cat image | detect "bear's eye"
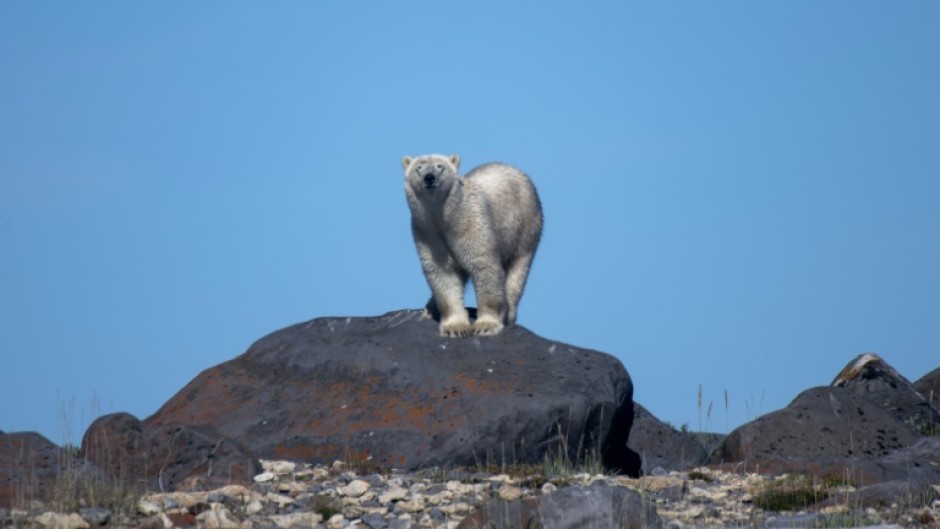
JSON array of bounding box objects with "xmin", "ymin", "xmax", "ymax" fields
[{"xmin": 436, "ymin": 164, "xmax": 444, "ymax": 171}]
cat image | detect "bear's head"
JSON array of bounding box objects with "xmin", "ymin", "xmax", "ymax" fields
[{"xmin": 402, "ymin": 154, "xmax": 460, "ymax": 193}]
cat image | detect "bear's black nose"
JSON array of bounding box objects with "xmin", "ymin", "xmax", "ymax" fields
[{"xmin": 423, "ymin": 173, "xmax": 436, "ymax": 187}]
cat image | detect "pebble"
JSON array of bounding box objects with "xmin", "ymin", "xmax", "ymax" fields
[{"xmin": 31, "ymin": 512, "xmax": 90, "ymax": 529}]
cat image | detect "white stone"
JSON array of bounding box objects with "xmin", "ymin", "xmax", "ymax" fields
[
  {"xmin": 439, "ymin": 502, "xmax": 473, "ymax": 515},
  {"xmin": 268, "ymin": 512, "xmax": 324, "ymax": 528},
  {"xmin": 137, "ymin": 499, "xmax": 163, "ymax": 516},
  {"xmin": 328, "ymin": 513, "xmax": 345, "ymax": 529},
  {"xmin": 265, "ymin": 492, "xmax": 295, "ymax": 506},
  {"xmin": 426, "ymin": 493, "xmax": 443, "ymax": 506},
  {"xmin": 277, "ymin": 480, "xmax": 308, "ymax": 494},
  {"xmin": 541, "ymin": 482, "xmax": 557, "ymax": 495},
  {"xmin": 196, "ymin": 505, "xmax": 244, "ymax": 529},
  {"xmin": 32, "ymin": 512, "xmax": 90, "ymax": 529},
  {"xmin": 340, "ymin": 479, "xmax": 371, "ymax": 497},
  {"xmin": 253, "ymin": 471, "xmax": 276, "ymax": 483},
  {"xmin": 395, "ymin": 496, "xmax": 426, "ymax": 513},
  {"xmin": 379, "ymin": 486, "xmax": 409, "ymax": 503},
  {"xmin": 266, "ymin": 460, "xmax": 297, "ymax": 475},
  {"xmin": 497, "ymin": 485, "xmax": 522, "ymax": 501}
]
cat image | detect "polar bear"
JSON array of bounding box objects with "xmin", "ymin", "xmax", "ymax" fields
[{"xmin": 402, "ymin": 154, "xmax": 543, "ymax": 337}]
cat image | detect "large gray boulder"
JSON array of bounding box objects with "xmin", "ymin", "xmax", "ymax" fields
[
  {"xmin": 710, "ymin": 386, "xmax": 921, "ymax": 466},
  {"xmin": 914, "ymin": 367, "xmax": 940, "ymax": 411},
  {"xmin": 457, "ymin": 484, "xmax": 659, "ymax": 529},
  {"xmin": 80, "ymin": 412, "xmax": 260, "ymax": 492},
  {"xmin": 0, "ymin": 432, "xmax": 101, "ymax": 508},
  {"xmin": 146, "ymin": 310, "xmax": 641, "ymax": 475},
  {"xmin": 832, "ymin": 353, "xmax": 940, "ymax": 433},
  {"xmin": 628, "ymin": 404, "xmax": 708, "ymax": 473}
]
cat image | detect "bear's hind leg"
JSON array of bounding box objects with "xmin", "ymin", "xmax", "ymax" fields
[
  {"xmin": 504, "ymin": 253, "xmax": 535, "ymax": 325},
  {"xmin": 471, "ymin": 267, "xmax": 506, "ymax": 336}
]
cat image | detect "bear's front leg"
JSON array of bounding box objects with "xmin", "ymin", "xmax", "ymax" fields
[{"xmin": 429, "ymin": 272, "xmax": 472, "ymax": 338}]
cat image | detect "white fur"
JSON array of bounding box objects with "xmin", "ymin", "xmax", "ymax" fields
[{"xmin": 403, "ymin": 154, "xmax": 543, "ymax": 337}]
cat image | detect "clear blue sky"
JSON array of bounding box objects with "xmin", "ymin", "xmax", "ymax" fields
[{"xmin": 2, "ymin": 2, "xmax": 938, "ymax": 445}]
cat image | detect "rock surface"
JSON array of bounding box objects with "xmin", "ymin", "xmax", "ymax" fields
[
  {"xmin": 80, "ymin": 413, "xmax": 260, "ymax": 492},
  {"xmin": 915, "ymin": 367, "xmax": 940, "ymax": 410},
  {"xmin": 710, "ymin": 386, "xmax": 921, "ymax": 466},
  {"xmin": 0, "ymin": 432, "xmax": 101, "ymax": 509},
  {"xmin": 832, "ymin": 353, "xmax": 940, "ymax": 433},
  {"xmin": 627, "ymin": 404, "xmax": 708, "ymax": 474},
  {"xmin": 1, "ymin": 432, "xmax": 62, "ymax": 508},
  {"xmin": 146, "ymin": 310, "xmax": 640, "ymax": 475},
  {"xmin": 12, "ymin": 459, "xmax": 931, "ymax": 529},
  {"xmin": 456, "ymin": 484, "xmax": 659, "ymax": 529}
]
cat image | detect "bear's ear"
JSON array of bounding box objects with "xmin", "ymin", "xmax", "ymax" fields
[
  {"xmin": 449, "ymin": 154, "xmax": 460, "ymax": 170},
  {"xmin": 401, "ymin": 156, "xmax": 413, "ymax": 170}
]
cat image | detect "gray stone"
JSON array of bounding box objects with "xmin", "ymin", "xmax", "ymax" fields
[
  {"xmin": 710, "ymin": 386, "xmax": 921, "ymax": 466},
  {"xmin": 80, "ymin": 412, "xmax": 260, "ymax": 493},
  {"xmin": 627, "ymin": 404, "xmax": 708, "ymax": 473},
  {"xmin": 360, "ymin": 514, "xmax": 389, "ymax": 529},
  {"xmin": 914, "ymin": 367, "xmax": 940, "ymax": 411},
  {"xmin": 832, "ymin": 353, "xmax": 940, "ymax": 433},
  {"xmin": 78, "ymin": 507, "xmax": 111, "ymax": 527},
  {"xmin": 457, "ymin": 484, "xmax": 659, "ymax": 529},
  {"xmin": 146, "ymin": 310, "xmax": 640, "ymax": 475},
  {"xmin": 0, "ymin": 431, "xmax": 104, "ymax": 508}
]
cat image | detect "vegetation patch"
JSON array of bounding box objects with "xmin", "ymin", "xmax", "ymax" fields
[{"xmin": 753, "ymin": 474, "xmax": 835, "ymax": 512}]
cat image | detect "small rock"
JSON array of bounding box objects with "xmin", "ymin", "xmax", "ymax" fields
[
  {"xmin": 439, "ymin": 502, "xmax": 473, "ymax": 515},
  {"xmin": 32, "ymin": 512, "xmax": 90, "ymax": 529},
  {"xmin": 327, "ymin": 513, "xmax": 345, "ymax": 528},
  {"xmin": 207, "ymin": 491, "xmax": 229, "ymax": 504},
  {"xmin": 196, "ymin": 505, "xmax": 242, "ymax": 529},
  {"xmin": 137, "ymin": 498, "xmax": 163, "ymax": 516},
  {"xmin": 78, "ymin": 507, "xmax": 111, "ymax": 527},
  {"xmin": 277, "ymin": 481, "xmax": 308, "ymax": 494},
  {"xmin": 541, "ymin": 482, "xmax": 557, "ymax": 495},
  {"xmin": 360, "ymin": 513, "xmax": 389, "ymax": 529},
  {"xmin": 136, "ymin": 515, "xmax": 166, "ymax": 529},
  {"xmin": 261, "ymin": 460, "xmax": 297, "ymax": 475},
  {"xmin": 253, "ymin": 471, "xmax": 276, "ymax": 483},
  {"xmin": 395, "ymin": 496, "xmax": 425, "ymax": 513},
  {"xmin": 340, "ymin": 479, "xmax": 371, "ymax": 498},
  {"xmin": 379, "ymin": 486, "xmax": 409, "ymax": 504},
  {"xmin": 267, "ymin": 512, "xmax": 324, "ymax": 528},
  {"xmin": 264, "ymin": 492, "xmax": 294, "ymax": 507},
  {"xmin": 497, "ymin": 485, "xmax": 522, "ymax": 501}
]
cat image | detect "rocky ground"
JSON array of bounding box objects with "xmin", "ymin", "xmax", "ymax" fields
[
  {"xmin": 3, "ymin": 314, "xmax": 939, "ymax": 529},
  {"xmin": 2, "ymin": 458, "xmax": 938, "ymax": 529}
]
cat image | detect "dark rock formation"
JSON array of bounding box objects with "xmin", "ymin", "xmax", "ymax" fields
[
  {"xmin": 627, "ymin": 404, "xmax": 708, "ymax": 473},
  {"xmin": 914, "ymin": 367, "xmax": 940, "ymax": 410},
  {"xmin": 729, "ymin": 437, "xmax": 940, "ymax": 496},
  {"xmin": 0, "ymin": 432, "xmax": 100, "ymax": 508},
  {"xmin": 147, "ymin": 310, "xmax": 640, "ymax": 475},
  {"xmin": 832, "ymin": 353, "xmax": 940, "ymax": 433},
  {"xmin": 457, "ymin": 484, "xmax": 659, "ymax": 529},
  {"xmin": 81, "ymin": 413, "xmax": 259, "ymax": 492},
  {"xmin": 710, "ymin": 386, "xmax": 921, "ymax": 466},
  {"xmin": 0, "ymin": 432, "xmax": 60, "ymax": 508}
]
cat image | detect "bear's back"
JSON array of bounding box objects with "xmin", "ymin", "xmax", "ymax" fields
[{"xmin": 464, "ymin": 163, "xmax": 543, "ymax": 254}]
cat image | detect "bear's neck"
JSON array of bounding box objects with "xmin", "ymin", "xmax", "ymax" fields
[{"xmin": 436, "ymin": 178, "xmax": 466, "ymax": 224}]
